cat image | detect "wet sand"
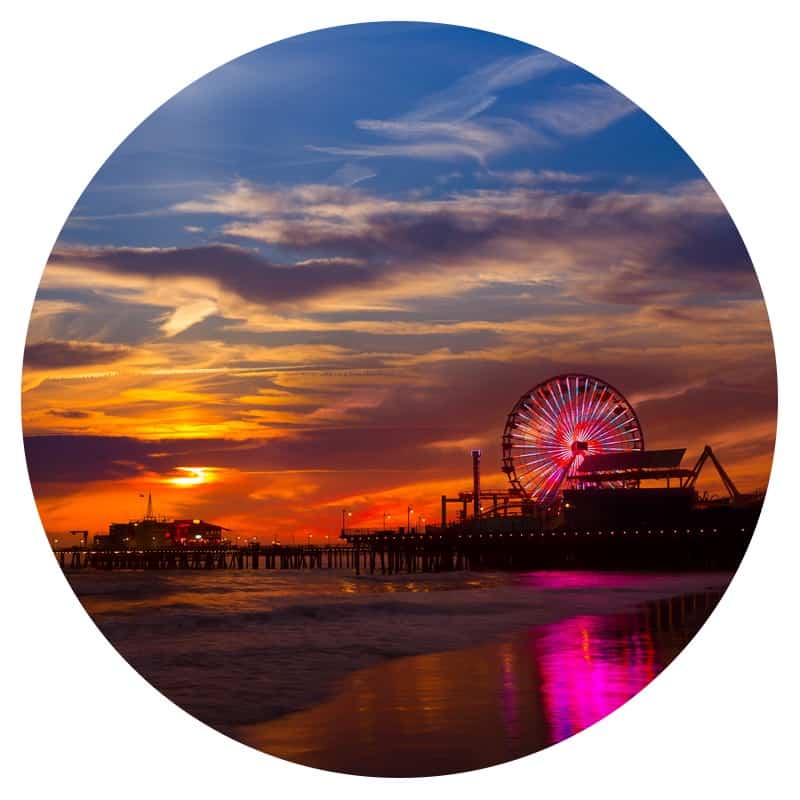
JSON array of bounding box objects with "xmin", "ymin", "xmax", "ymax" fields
[{"xmin": 236, "ymin": 590, "xmax": 720, "ymax": 776}]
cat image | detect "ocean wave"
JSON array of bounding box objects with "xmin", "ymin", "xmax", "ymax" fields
[{"xmin": 66, "ymin": 570, "xmax": 732, "ymax": 728}]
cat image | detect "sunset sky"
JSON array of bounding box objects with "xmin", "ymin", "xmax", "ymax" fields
[{"xmin": 23, "ymin": 22, "xmax": 776, "ymax": 539}]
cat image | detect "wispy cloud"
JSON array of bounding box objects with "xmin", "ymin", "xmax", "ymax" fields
[
  {"xmin": 330, "ymin": 162, "xmax": 377, "ymax": 186},
  {"xmin": 309, "ymin": 52, "xmax": 565, "ymax": 163},
  {"xmin": 308, "ymin": 118, "xmax": 542, "ymax": 164},
  {"xmin": 160, "ymin": 298, "xmax": 219, "ymax": 337},
  {"xmin": 406, "ymin": 52, "xmax": 566, "ymax": 121},
  {"xmin": 528, "ymin": 83, "xmax": 637, "ymax": 136},
  {"xmin": 478, "ymin": 168, "xmax": 590, "ymax": 185},
  {"xmin": 308, "ymin": 54, "xmax": 639, "ymax": 166}
]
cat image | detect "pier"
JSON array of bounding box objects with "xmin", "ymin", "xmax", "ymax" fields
[{"xmin": 54, "ymin": 521, "xmax": 755, "ymax": 574}]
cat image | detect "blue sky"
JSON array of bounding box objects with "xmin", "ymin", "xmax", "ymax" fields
[{"xmin": 64, "ymin": 22, "xmax": 699, "ymax": 250}]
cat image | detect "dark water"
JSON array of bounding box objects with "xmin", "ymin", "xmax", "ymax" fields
[{"xmin": 67, "ymin": 570, "xmax": 728, "ymax": 776}]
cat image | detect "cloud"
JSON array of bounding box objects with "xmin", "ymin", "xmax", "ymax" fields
[
  {"xmin": 48, "ymin": 244, "xmax": 377, "ymax": 308},
  {"xmin": 42, "ymin": 178, "xmax": 757, "ymax": 321},
  {"xmin": 528, "ymin": 83, "xmax": 637, "ymax": 136},
  {"xmin": 330, "ymin": 162, "xmax": 377, "ymax": 186},
  {"xmin": 160, "ymin": 298, "xmax": 218, "ymax": 337},
  {"xmin": 306, "ymin": 55, "xmax": 638, "ymax": 166},
  {"xmin": 24, "ymin": 340, "xmax": 130, "ymax": 368},
  {"xmin": 407, "ymin": 51, "xmax": 566, "ymax": 122},
  {"xmin": 309, "ymin": 52, "xmax": 565, "ymax": 163},
  {"xmin": 198, "ymin": 180, "xmax": 754, "ymax": 304},
  {"xmin": 479, "ymin": 168, "xmax": 590, "ymax": 185},
  {"xmin": 309, "ymin": 118, "xmax": 545, "ymax": 164}
]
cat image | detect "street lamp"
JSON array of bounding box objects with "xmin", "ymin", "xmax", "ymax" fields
[
  {"xmin": 407, "ymin": 505, "xmax": 414, "ymax": 534},
  {"xmin": 341, "ymin": 508, "xmax": 352, "ymax": 533},
  {"xmin": 420, "ymin": 516, "xmax": 426, "ymax": 533},
  {"xmin": 383, "ymin": 511, "xmax": 391, "ymax": 531}
]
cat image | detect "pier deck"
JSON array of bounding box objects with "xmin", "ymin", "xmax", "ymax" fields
[{"xmin": 53, "ymin": 522, "xmax": 755, "ymax": 574}]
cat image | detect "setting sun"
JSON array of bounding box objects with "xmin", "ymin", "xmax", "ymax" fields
[{"xmin": 167, "ymin": 467, "xmax": 214, "ymax": 488}]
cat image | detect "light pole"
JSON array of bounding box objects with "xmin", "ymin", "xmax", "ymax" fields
[
  {"xmin": 407, "ymin": 505, "xmax": 414, "ymax": 534},
  {"xmin": 341, "ymin": 508, "xmax": 351, "ymax": 534},
  {"xmin": 383, "ymin": 511, "xmax": 391, "ymax": 531},
  {"xmin": 420, "ymin": 516, "xmax": 426, "ymax": 534}
]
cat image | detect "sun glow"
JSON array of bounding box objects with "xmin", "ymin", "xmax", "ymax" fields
[{"xmin": 167, "ymin": 466, "xmax": 214, "ymax": 488}]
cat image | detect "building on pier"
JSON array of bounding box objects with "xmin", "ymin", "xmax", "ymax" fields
[
  {"xmin": 94, "ymin": 517, "xmax": 227, "ymax": 548},
  {"xmin": 93, "ymin": 493, "xmax": 228, "ymax": 548}
]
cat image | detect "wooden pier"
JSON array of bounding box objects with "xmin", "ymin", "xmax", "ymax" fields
[
  {"xmin": 54, "ymin": 521, "xmax": 755, "ymax": 574},
  {"xmin": 54, "ymin": 544, "xmax": 353, "ymax": 572}
]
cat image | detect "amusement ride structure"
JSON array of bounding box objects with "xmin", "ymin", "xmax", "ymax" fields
[
  {"xmin": 501, "ymin": 373, "xmax": 644, "ymax": 504},
  {"xmin": 439, "ymin": 372, "xmax": 754, "ymax": 529}
]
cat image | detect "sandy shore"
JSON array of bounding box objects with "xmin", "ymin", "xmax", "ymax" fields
[
  {"xmin": 68, "ymin": 569, "xmax": 732, "ymax": 775},
  {"xmin": 231, "ymin": 575, "xmax": 728, "ymax": 776}
]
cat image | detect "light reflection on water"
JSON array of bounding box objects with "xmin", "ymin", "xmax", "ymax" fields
[
  {"xmin": 239, "ymin": 590, "xmax": 720, "ymax": 776},
  {"xmin": 68, "ymin": 570, "xmax": 727, "ymax": 776}
]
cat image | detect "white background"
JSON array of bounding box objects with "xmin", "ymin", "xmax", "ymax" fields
[{"xmin": 1, "ymin": 1, "xmax": 798, "ymax": 797}]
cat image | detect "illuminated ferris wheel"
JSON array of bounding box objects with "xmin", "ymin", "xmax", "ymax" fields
[{"xmin": 501, "ymin": 374, "xmax": 644, "ymax": 505}]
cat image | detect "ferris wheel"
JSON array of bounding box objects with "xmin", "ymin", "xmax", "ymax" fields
[{"xmin": 501, "ymin": 373, "xmax": 644, "ymax": 505}]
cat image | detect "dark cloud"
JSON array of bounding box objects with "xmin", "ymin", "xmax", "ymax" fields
[
  {"xmin": 24, "ymin": 436, "xmax": 234, "ymax": 485},
  {"xmin": 47, "ymin": 409, "xmax": 91, "ymax": 419},
  {"xmin": 637, "ymin": 379, "xmax": 778, "ymax": 449},
  {"xmin": 24, "ymin": 340, "xmax": 130, "ymax": 368},
  {"xmin": 51, "ymin": 185, "xmax": 756, "ymax": 310},
  {"xmin": 49, "ymin": 245, "xmax": 375, "ymax": 306},
  {"xmin": 223, "ymin": 187, "xmax": 756, "ymax": 304}
]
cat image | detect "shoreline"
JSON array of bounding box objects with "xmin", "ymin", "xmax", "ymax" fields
[
  {"xmin": 68, "ymin": 569, "xmax": 733, "ymax": 743},
  {"xmin": 233, "ymin": 582, "xmax": 724, "ymax": 776}
]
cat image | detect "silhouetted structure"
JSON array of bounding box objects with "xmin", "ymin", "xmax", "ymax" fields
[{"xmin": 92, "ymin": 495, "xmax": 227, "ymax": 548}]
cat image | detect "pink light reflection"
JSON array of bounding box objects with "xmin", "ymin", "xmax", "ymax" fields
[{"xmin": 529, "ymin": 611, "xmax": 657, "ymax": 742}]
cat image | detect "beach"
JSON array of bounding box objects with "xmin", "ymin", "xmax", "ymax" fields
[{"xmin": 67, "ymin": 569, "xmax": 730, "ymax": 775}]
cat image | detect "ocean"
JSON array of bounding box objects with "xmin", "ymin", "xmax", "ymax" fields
[{"xmin": 66, "ymin": 568, "xmax": 731, "ymax": 776}]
